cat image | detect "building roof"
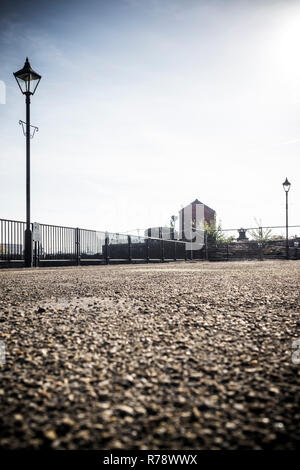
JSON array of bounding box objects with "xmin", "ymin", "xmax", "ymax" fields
[
  {"xmin": 180, "ymin": 199, "xmax": 216, "ymax": 214},
  {"xmin": 191, "ymin": 199, "xmax": 202, "ymax": 204}
]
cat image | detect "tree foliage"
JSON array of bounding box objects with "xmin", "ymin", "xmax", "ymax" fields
[
  {"xmin": 204, "ymin": 222, "xmax": 235, "ymax": 244},
  {"xmin": 248, "ymin": 219, "xmax": 277, "ymax": 242}
]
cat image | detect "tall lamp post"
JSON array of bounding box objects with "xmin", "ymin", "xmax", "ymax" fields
[
  {"xmin": 14, "ymin": 58, "xmax": 41, "ymax": 267},
  {"xmin": 282, "ymin": 177, "xmax": 291, "ymax": 260}
]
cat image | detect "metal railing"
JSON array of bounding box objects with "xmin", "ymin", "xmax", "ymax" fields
[
  {"xmin": 0, "ymin": 219, "xmax": 26, "ymax": 263},
  {"xmin": 192, "ymin": 225, "xmax": 300, "ymax": 261},
  {"xmin": 0, "ymin": 218, "xmax": 187, "ymax": 267},
  {"xmin": 1, "ymin": 219, "xmax": 299, "ymax": 267}
]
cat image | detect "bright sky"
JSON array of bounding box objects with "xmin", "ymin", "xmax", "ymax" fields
[{"xmin": 0, "ymin": 0, "xmax": 299, "ymax": 234}]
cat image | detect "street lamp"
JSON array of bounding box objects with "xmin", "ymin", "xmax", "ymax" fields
[
  {"xmin": 282, "ymin": 177, "xmax": 291, "ymax": 260},
  {"xmin": 14, "ymin": 58, "xmax": 41, "ymax": 267}
]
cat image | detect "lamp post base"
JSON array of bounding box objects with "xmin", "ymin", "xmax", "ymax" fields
[{"xmin": 24, "ymin": 229, "xmax": 33, "ymax": 267}]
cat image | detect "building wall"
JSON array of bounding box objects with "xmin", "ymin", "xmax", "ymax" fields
[{"xmin": 179, "ymin": 199, "xmax": 216, "ymax": 241}]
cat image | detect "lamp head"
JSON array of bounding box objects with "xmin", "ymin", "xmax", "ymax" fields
[
  {"xmin": 14, "ymin": 58, "xmax": 41, "ymax": 95},
  {"xmin": 282, "ymin": 177, "xmax": 291, "ymax": 193}
]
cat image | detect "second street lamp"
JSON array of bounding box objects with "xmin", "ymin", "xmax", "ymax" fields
[
  {"xmin": 282, "ymin": 177, "xmax": 291, "ymax": 260},
  {"xmin": 14, "ymin": 58, "xmax": 41, "ymax": 267}
]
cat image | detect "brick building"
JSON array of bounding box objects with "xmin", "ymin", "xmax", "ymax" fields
[{"xmin": 179, "ymin": 199, "xmax": 216, "ymax": 241}]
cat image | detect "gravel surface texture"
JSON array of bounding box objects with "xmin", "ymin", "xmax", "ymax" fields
[{"xmin": 0, "ymin": 260, "xmax": 299, "ymax": 449}]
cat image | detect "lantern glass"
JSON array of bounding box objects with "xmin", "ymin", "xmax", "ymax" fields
[
  {"xmin": 14, "ymin": 58, "xmax": 41, "ymax": 95},
  {"xmin": 282, "ymin": 178, "xmax": 291, "ymax": 193}
]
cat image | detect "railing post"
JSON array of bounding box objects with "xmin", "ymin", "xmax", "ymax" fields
[
  {"xmin": 105, "ymin": 232, "xmax": 110, "ymax": 264},
  {"xmin": 145, "ymin": 238, "xmax": 150, "ymax": 263},
  {"xmin": 33, "ymin": 241, "xmax": 36, "ymax": 267},
  {"xmin": 174, "ymin": 241, "xmax": 177, "ymax": 261},
  {"xmin": 128, "ymin": 235, "xmax": 132, "ymax": 263},
  {"xmin": 33, "ymin": 241, "xmax": 40, "ymax": 267},
  {"xmin": 259, "ymin": 227, "xmax": 264, "ymax": 261},
  {"xmin": 161, "ymin": 239, "xmax": 164, "ymax": 262},
  {"xmin": 205, "ymin": 231, "xmax": 209, "ymax": 261},
  {"xmin": 75, "ymin": 228, "xmax": 80, "ymax": 265}
]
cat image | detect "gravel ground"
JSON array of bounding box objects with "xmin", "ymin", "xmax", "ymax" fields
[{"xmin": 0, "ymin": 260, "xmax": 299, "ymax": 450}]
